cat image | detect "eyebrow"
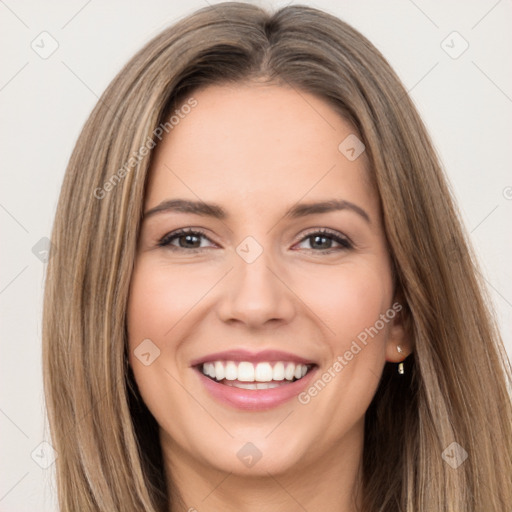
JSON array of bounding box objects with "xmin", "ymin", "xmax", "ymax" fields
[{"xmin": 143, "ymin": 198, "xmax": 371, "ymax": 224}]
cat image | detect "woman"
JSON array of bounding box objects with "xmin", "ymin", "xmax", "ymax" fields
[{"xmin": 42, "ymin": 2, "xmax": 512, "ymax": 511}]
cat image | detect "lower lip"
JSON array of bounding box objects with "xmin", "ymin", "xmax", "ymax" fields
[{"xmin": 195, "ymin": 366, "xmax": 318, "ymax": 411}]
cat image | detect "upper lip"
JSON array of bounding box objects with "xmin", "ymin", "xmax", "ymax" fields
[{"xmin": 190, "ymin": 349, "xmax": 317, "ymax": 367}]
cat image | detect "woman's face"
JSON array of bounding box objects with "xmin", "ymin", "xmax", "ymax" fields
[{"xmin": 127, "ymin": 83, "xmax": 407, "ymax": 477}]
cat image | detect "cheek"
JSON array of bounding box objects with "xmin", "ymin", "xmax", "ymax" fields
[
  {"xmin": 126, "ymin": 259, "xmax": 209, "ymax": 348},
  {"xmin": 292, "ymin": 264, "xmax": 393, "ymax": 444},
  {"xmin": 125, "ymin": 260, "xmax": 204, "ymax": 445},
  {"xmin": 125, "ymin": 261, "xmax": 190, "ymax": 405},
  {"xmin": 298, "ymin": 260, "xmax": 393, "ymax": 349}
]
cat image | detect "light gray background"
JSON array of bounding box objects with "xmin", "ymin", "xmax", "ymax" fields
[{"xmin": 1, "ymin": 1, "xmax": 511, "ymax": 510}]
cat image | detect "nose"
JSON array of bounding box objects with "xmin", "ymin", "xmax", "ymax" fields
[{"xmin": 216, "ymin": 248, "xmax": 296, "ymax": 329}]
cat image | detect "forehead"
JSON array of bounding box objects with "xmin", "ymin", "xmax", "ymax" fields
[{"xmin": 144, "ymin": 83, "xmax": 377, "ymax": 220}]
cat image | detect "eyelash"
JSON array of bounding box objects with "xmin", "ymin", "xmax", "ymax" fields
[{"xmin": 157, "ymin": 228, "xmax": 353, "ymax": 254}]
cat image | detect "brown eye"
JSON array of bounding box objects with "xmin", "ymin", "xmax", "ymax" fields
[
  {"xmin": 296, "ymin": 229, "xmax": 353, "ymax": 252},
  {"xmin": 158, "ymin": 229, "xmax": 214, "ymax": 251}
]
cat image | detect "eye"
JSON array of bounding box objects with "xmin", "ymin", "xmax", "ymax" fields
[
  {"xmin": 157, "ymin": 227, "xmax": 353, "ymax": 254},
  {"xmin": 294, "ymin": 228, "xmax": 353, "ymax": 253},
  {"xmin": 157, "ymin": 228, "xmax": 215, "ymax": 251}
]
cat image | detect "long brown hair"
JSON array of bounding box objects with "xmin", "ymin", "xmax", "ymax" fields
[{"xmin": 42, "ymin": 2, "xmax": 512, "ymax": 510}]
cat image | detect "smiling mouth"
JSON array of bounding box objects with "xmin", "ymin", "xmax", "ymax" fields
[{"xmin": 195, "ymin": 360, "xmax": 317, "ymax": 389}]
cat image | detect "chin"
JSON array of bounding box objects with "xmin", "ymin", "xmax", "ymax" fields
[{"xmin": 191, "ymin": 427, "xmax": 313, "ymax": 477}]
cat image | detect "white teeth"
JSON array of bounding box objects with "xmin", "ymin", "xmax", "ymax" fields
[
  {"xmin": 272, "ymin": 362, "xmax": 285, "ymax": 381},
  {"xmin": 294, "ymin": 365, "xmax": 308, "ymax": 379},
  {"xmin": 254, "ymin": 362, "xmax": 273, "ymax": 382},
  {"xmin": 224, "ymin": 381, "xmax": 282, "ymax": 390},
  {"xmin": 238, "ymin": 362, "xmax": 255, "ymax": 382},
  {"xmin": 257, "ymin": 382, "xmax": 280, "ymax": 389},
  {"xmin": 225, "ymin": 361, "xmax": 237, "ymax": 381},
  {"xmin": 200, "ymin": 360, "xmax": 311, "ymax": 383},
  {"xmin": 204, "ymin": 362, "xmax": 215, "ymax": 378},
  {"xmin": 225, "ymin": 382, "xmax": 259, "ymax": 390},
  {"xmin": 214, "ymin": 361, "xmax": 225, "ymax": 380},
  {"xmin": 284, "ymin": 363, "xmax": 295, "ymax": 381}
]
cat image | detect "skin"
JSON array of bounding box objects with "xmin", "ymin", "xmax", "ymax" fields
[{"xmin": 126, "ymin": 83, "xmax": 410, "ymax": 512}]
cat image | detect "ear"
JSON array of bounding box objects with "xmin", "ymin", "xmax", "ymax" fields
[{"xmin": 385, "ymin": 300, "xmax": 413, "ymax": 363}]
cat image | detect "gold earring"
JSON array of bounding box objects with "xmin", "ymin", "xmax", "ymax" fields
[{"xmin": 397, "ymin": 345, "xmax": 405, "ymax": 375}]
